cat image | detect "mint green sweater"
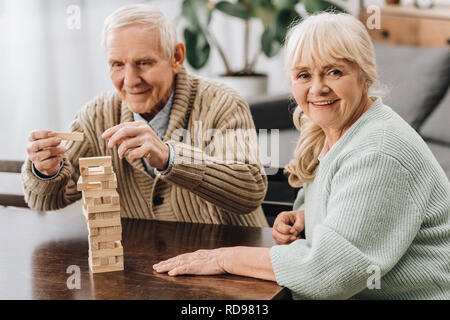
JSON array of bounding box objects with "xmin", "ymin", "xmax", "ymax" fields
[{"xmin": 270, "ymin": 98, "xmax": 450, "ymax": 299}]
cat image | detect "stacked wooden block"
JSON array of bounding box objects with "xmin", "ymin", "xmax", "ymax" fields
[{"xmin": 77, "ymin": 156, "xmax": 124, "ymax": 273}]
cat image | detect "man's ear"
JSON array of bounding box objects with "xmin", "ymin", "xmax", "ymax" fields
[{"xmin": 172, "ymin": 42, "xmax": 186, "ymax": 74}]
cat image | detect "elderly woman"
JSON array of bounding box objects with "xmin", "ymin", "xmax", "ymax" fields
[{"xmin": 153, "ymin": 13, "xmax": 450, "ymax": 299}]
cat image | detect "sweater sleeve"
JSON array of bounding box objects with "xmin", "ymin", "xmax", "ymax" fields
[
  {"xmin": 293, "ymin": 187, "xmax": 305, "ymax": 211},
  {"xmin": 270, "ymin": 152, "xmax": 422, "ymax": 299},
  {"xmin": 21, "ymin": 110, "xmax": 94, "ymax": 211},
  {"xmin": 160, "ymin": 96, "xmax": 267, "ymax": 215}
]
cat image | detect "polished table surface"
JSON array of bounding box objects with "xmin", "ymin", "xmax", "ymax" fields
[{"xmin": 0, "ymin": 205, "xmax": 288, "ymax": 300}]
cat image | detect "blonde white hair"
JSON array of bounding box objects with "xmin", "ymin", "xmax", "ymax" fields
[
  {"xmin": 102, "ymin": 4, "xmax": 177, "ymax": 59},
  {"xmin": 284, "ymin": 12, "xmax": 379, "ymax": 187}
]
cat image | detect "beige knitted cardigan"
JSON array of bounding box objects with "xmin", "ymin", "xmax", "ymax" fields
[{"xmin": 21, "ymin": 68, "xmax": 269, "ymax": 227}]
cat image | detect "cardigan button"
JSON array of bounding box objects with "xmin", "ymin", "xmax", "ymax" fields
[{"xmin": 153, "ymin": 196, "xmax": 164, "ymax": 206}]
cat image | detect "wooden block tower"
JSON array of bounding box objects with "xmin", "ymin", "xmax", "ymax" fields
[{"xmin": 77, "ymin": 156, "xmax": 124, "ymax": 273}]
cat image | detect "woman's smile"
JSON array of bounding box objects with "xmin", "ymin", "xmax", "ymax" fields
[{"xmin": 309, "ymin": 99, "xmax": 340, "ymax": 109}]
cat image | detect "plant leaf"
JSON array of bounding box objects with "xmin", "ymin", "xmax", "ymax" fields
[
  {"xmin": 274, "ymin": 7, "xmax": 300, "ymax": 42},
  {"xmin": 182, "ymin": 0, "xmax": 212, "ymax": 32},
  {"xmin": 250, "ymin": 5, "xmax": 275, "ymax": 29},
  {"xmin": 216, "ymin": 1, "xmax": 251, "ymax": 19},
  {"xmin": 273, "ymin": 0, "xmax": 298, "ymax": 9},
  {"xmin": 249, "ymin": 0, "xmax": 273, "ymax": 7},
  {"xmin": 184, "ymin": 28, "xmax": 211, "ymax": 69},
  {"xmin": 303, "ymin": 0, "xmax": 347, "ymax": 14},
  {"xmin": 261, "ymin": 27, "xmax": 282, "ymax": 57}
]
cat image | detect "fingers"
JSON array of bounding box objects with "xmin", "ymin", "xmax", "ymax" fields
[
  {"xmin": 275, "ymin": 216, "xmax": 292, "ymax": 235},
  {"xmin": 291, "ymin": 211, "xmax": 305, "ymax": 236},
  {"xmin": 153, "ymin": 255, "xmax": 182, "ymax": 273},
  {"xmin": 272, "ymin": 211, "xmax": 305, "ymax": 245},
  {"xmin": 106, "ymin": 126, "xmax": 143, "ymax": 148},
  {"xmin": 102, "ymin": 122, "xmax": 130, "ymax": 140},
  {"xmin": 31, "ymin": 145, "xmax": 66, "ymax": 163},
  {"xmin": 104, "ymin": 124, "xmax": 146, "ymax": 161},
  {"xmin": 103, "ymin": 122, "xmax": 168, "ymax": 167},
  {"xmin": 27, "ymin": 137, "xmax": 62, "ymax": 154},
  {"xmin": 27, "ymin": 138, "xmax": 64, "ymax": 163},
  {"xmin": 154, "ymin": 253, "xmax": 195, "ymax": 276},
  {"xmin": 272, "ymin": 228, "xmax": 296, "ymax": 245},
  {"xmin": 273, "ymin": 211, "xmax": 293, "ymax": 233},
  {"xmin": 26, "ymin": 130, "xmax": 67, "ymax": 176},
  {"xmin": 127, "ymin": 145, "xmax": 150, "ymax": 163},
  {"xmin": 153, "ymin": 249, "xmax": 225, "ymax": 276},
  {"xmin": 117, "ymin": 137, "xmax": 143, "ymax": 159},
  {"xmin": 167, "ymin": 265, "xmax": 189, "ymax": 276},
  {"xmin": 28, "ymin": 130, "xmax": 55, "ymax": 142},
  {"xmin": 102, "ymin": 121, "xmax": 148, "ymax": 142},
  {"xmin": 272, "ymin": 213, "xmax": 291, "ymax": 244}
]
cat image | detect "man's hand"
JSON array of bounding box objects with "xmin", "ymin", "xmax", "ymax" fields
[
  {"xmin": 153, "ymin": 249, "xmax": 226, "ymax": 276},
  {"xmin": 102, "ymin": 121, "xmax": 169, "ymax": 169},
  {"xmin": 26, "ymin": 130, "xmax": 66, "ymax": 176},
  {"xmin": 272, "ymin": 210, "xmax": 305, "ymax": 245}
]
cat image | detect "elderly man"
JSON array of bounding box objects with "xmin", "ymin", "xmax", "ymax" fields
[{"xmin": 21, "ymin": 4, "xmax": 268, "ymax": 227}]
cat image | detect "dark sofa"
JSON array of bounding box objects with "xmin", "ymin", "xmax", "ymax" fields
[{"xmin": 249, "ymin": 43, "xmax": 450, "ymax": 226}]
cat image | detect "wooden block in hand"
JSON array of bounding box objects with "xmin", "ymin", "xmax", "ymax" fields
[{"xmin": 54, "ymin": 132, "xmax": 84, "ymax": 141}]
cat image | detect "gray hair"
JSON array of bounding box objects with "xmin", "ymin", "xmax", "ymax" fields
[{"xmin": 102, "ymin": 4, "xmax": 177, "ymax": 59}]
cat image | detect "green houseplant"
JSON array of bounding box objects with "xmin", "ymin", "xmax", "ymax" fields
[{"xmin": 182, "ymin": 0, "xmax": 346, "ymax": 76}]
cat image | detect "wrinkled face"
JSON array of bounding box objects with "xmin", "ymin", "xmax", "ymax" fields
[
  {"xmin": 106, "ymin": 25, "xmax": 179, "ymax": 115},
  {"xmin": 290, "ymin": 52, "xmax": 368, "ymax": 132}
]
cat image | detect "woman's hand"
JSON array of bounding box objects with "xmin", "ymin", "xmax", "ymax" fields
[
  {"xmin": 102, "ymin": 121, "xmax": 169, "ymax": 169},
  {"xmin": 272, "ymin": 210, "xmax": 305, "ymax": 245},
  {"xmin": 154, "ymin": 247, "xmax": 275, "ymax": 281},
  {"xmin": 153, "ymin": 249, "xmax": 226, "ymax": 276},
  {"xmin": 26, "ymin": 130, "xmax": 66, "ymax": 176}
]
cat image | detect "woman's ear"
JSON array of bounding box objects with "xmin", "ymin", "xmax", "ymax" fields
[{"xmin": 362, "ymin": 80, "xmax": 369, "ymax": 96}]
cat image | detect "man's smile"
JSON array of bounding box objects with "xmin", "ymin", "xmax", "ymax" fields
[{"xmin": 127, "ymin": 88, "xmax": 152, "ymax": 95}]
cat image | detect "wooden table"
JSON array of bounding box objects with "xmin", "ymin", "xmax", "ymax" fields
[{"xmin": 0, "ymin": 206, "xmax": 288, "ymax": 300}]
